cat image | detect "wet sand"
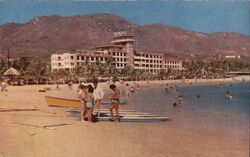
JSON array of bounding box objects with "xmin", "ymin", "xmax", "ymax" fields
[{"xmin": 0, "ymin": 77, "xmax": 249, "ymax": 157}]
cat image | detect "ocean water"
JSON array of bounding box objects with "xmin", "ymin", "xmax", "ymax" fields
[{"xmin": 129, "ymin": 82, "xmax": 250, "ymax": 140}]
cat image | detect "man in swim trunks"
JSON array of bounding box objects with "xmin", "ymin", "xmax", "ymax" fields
[{"xmin": 109, "ymin": 84, "xmax": 120, "ymax": 122}]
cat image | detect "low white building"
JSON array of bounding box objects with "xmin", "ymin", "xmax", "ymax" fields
[{"xmin": 224, "ymin": 55, "xmax": 241, "ymax": 59}]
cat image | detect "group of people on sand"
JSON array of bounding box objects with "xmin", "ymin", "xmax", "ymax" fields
[{"xmin": 78, "ymin": 78, "xmax": 120, "ymax": 122}]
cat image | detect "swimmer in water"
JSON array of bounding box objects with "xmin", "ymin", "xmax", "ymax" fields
[
  {"xmin": 225, "ymin": 91, "xmax": 232, "ymax": 99},
  {"xmin": 130, "ymin": 86, "xmax": 135, "ymax": 93},
  {"xmin": 173, "ymin": 95, "xmax": 184, "ymax": 108},
  {"xmin": 165, "ymin": 87, "xmax": 169, "ymax": 93}
]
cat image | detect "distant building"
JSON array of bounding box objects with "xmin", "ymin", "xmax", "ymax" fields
[
  {"xmin": 224, "ymin": 55, "xmax": 241, "ymax": 59},
  {"xmin": 51, "ymin": 31, "xmax": 182, "ymax": 74}
]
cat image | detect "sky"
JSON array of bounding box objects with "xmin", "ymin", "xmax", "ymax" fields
[{"xmin": 0, "ymin": 0, "xmax": 249, "ymax": 36}]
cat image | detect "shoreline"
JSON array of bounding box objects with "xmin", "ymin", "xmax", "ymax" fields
[{"xmin": 0, "ymin": 76, "xmax": 249, "ymax": 157}]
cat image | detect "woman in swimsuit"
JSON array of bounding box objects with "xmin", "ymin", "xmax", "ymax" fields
[
  {"xmin": 85, "ymin": 85, "xmax": 94, "ymax": 122},
  {"xmin": 109, "ymin": 84, "xmax": 120, "ymax": 122},
  {"xmin": 79, "ymin": 83, "xmax": 88, "ymax": 121}
]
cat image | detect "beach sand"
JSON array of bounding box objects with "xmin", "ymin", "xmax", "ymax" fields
[{"xmin": 0, "ymin": 77, "xmax": 249, "ymax": 157}]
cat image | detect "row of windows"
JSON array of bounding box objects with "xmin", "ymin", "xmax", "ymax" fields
[
  {"xmin": 136, "ymin": 54, "xmax": 162, "ymax": 59},
  {"xmin": 164, "ymin": 65, "xmax": 180, "ymax": 69},
  {"xmin": 116, "ymin": 63, "xmax": 125, "ymax": 68},
  {"xmin": 52, "ymin": 55, "xmax": 180, "ymax": 65},
  {"xmin": 76, "ymin": 56, "xmax": 108, "ymax": 62},
  {"xmin": 164, "ymin": 61, "xmax": 180, "ymax": 64},
  {"xmin": 52, "ymin": 62, "xmax": 74, "ymax": 66},
  {"xmin": 115, "ymin": 58, "xmax": 127, "ymax": 62},
  {"xmin": 52, "ymin": 61, "xmax": 181, "ymax": 68},
  {"xmin": 112, "ymin": 52, "xmax": 127, "ymax": 57},
  {"xmin": 51, "ymin": 56, "xmax": 74, "ymax": 60},
  {"xmin": 134, "ymin": 59, "xmax": 162, "ymax": 63},
  {"xmin": 135, "ymin": 64, "xmax": 162, "ymax": 68}
]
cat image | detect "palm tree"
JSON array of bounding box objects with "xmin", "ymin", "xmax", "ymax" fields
[
  {"xmin": 158, "ymin": 69, "xmax": 166, "ymax": 80},
  {"xmin": 18, "ymin": 57, "xmax": 30, "ymax": 72},
  {"xmin": 27, "ymin": 60, "xmax": 48, "ymax": 78},
  {"xmin": 0, "ymin": 59, "xmax": 8, "ymax": 75}
]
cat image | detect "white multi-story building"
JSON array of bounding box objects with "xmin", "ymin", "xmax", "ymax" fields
[{"xmin": 51, "ymin": 31, "xmax": 182, "ymax": 74}]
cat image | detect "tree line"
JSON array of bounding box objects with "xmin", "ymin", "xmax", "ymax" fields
[{"xmin": 0, "ymin": 57, "xmax": 249, "ymax": 81}]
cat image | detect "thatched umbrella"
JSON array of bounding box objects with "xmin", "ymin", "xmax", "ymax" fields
[
  {"xmin": 3, "ymin": 67, "xmax": 21, "ymax": 82},
  {"xmin": 4, "ymin": 67, "xmax": 20, "ymax": 76}
]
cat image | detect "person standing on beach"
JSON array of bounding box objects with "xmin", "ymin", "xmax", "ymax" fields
[
  {"xmin": 78, "ymin": 83, "xmax": 88, "ymax": 121},
  {"xmin": 68, "ymin": 80, "xmax": 73, "ymax": 89},
  {"xmin": 55, "ymin": 80, "xmax": 60, "ymax": 89},
  {"xmin": 130, "ymin": 85, "xmax": 135, "ymax": 93},
  {"xmin": 92, "ymin": 78, "xmax": 104, "ymax": 117},
  {"xmin": 84, "ymin": 85, "xmax": 95, "ymax": 122},
  {"xmin": 1, "ymin": 79, "xmax": 7, "ymax": 92},
  {"xmin": 109, "ymin": 84, "xmax": 120, "ymax": 121}
]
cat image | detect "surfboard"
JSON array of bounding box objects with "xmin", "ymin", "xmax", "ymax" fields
[{"xmin": 97, "ymin": 116, "xmax": 169, "ymax": 122}]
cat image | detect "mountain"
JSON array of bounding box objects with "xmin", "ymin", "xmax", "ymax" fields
[{"xmin": 0, "ymin": 14, "xmax": 249, "ymax": 58}]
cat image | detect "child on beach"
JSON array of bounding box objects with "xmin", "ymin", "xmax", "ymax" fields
[
  {"xmin": 84, "ymin": 85, "xmax": 95, "ymax": 122},
  {"xmin": 109, "ymin": 84, "xmax": 120, "ymax": 122}
]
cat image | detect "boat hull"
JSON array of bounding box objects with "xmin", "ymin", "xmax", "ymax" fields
[
  {"xmin": 45, "ymin": 96, "xmax": 81, "ymax": 108},
  {"xmin": 45, "ymin": 96, "xmax": 127, "ymax": 108}
]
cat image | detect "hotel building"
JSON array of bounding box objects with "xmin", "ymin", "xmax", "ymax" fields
[{"xmin": 51, "ymin": 31, "xmax": 182, "ymax": 74}]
